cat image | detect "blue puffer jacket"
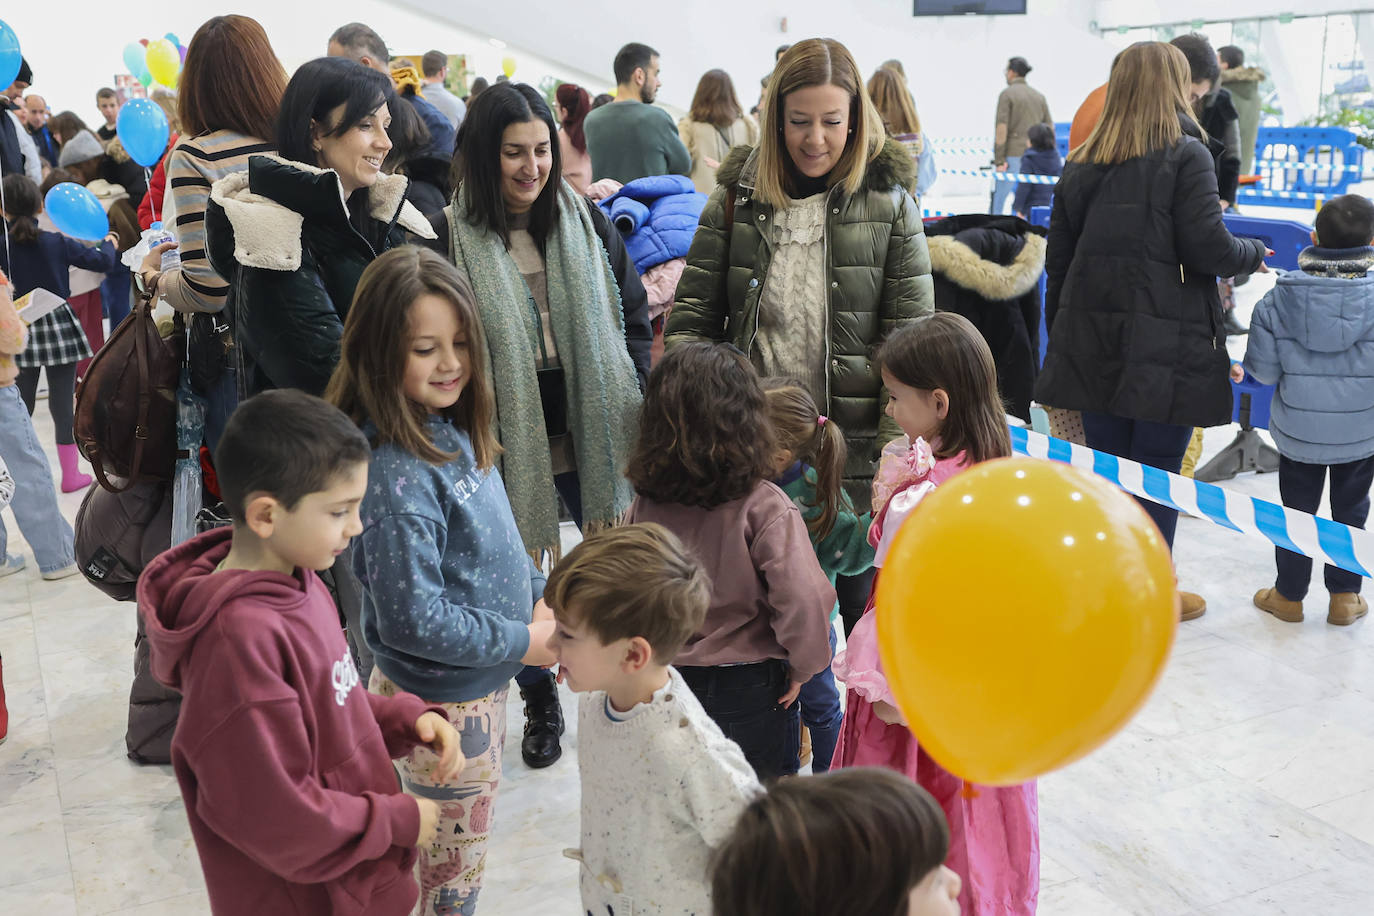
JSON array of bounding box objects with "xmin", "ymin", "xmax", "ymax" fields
[
  {"xmin": 1243, "ymin": 246, "xmax": 1374, "ymax": 464},
  {"xmin": 597, "ymin": 175, "xmax": 707, "ymax": 274}
]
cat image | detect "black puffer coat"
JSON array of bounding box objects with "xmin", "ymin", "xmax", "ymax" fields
[
  {"xmin": 926, "ymin": 214, "xmax": 1046, "ymax": 421},
  {"xmin": 1034, "ymin": 134, "xmax": 1266, "ymax": 427},
  {"xmin": 205, "ymin": 155, "xmax": 437, "ymax": 396}
]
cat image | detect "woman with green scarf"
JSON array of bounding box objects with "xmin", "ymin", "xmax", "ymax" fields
[{"xmin": 425, "ymin": 81, "xmax": 651, "ymax": 770}]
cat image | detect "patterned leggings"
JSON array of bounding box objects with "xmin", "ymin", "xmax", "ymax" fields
[{"xmin": 370, "ymin": 670, "xmax": 508, "ymax": 916}]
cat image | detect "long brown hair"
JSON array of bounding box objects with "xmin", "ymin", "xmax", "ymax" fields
[
  {"xmin": 48, "ymin": 111, "xmax": 88, "ymax": 147},
  {"xmin": 1, "ymin": 175, "xmax": 41, "ymax": 245},
  {"xmin": 627, "ymin": 343, "xmax": 775, "ymax": 509},
  {"xmin": 711, "ymin": 768, "xmax": 950, "ymax": 916},
  {"xmin": 1071, "ymin": 41, "xmax": 1198, "ymax": 166},
  {"xmin": 755, "ymin": 38, "xmax": 885, "ymax": 209},
  {"xmin": 866, "ymin": 67, "xmax": 921, "ymax": 136},
  {"xmin": 325, "ymin": 247, "xmax": 500, "ymax": 468},
  {"xmin": 762, "ymin": 378, "xmax": 850, "ymax": 539},
  {"xmin": 876, "ymin": 313, "xmax": 1011, "ymax": 466},
  {"xmin": 179, "ymin": 15, "xmax": 287, "ymax": 140},
  {"xmin": 688, "ymin": 69, "xmax": 744, "ymax": 129}
]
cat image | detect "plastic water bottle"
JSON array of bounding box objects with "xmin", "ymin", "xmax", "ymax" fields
[{"xmin": 147, "ymin": 221, "xmax": 181, "ymax": 272}]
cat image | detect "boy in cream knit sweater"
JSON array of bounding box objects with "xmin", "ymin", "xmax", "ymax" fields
[{"xmin": 547, "ymin": 523, "xmax": 761, "ymax": 915}]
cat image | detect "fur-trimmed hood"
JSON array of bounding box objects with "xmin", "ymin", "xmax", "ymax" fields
[
  {"xmin": 925, "ymin": 215, "xmax": 1047, "ymax": 301},
  {"xmin": 715, "ymin": 136, "xmax": 917, "ymax": 198},
  {"xmin": 1221, "ymin": 66, "xmax": 1266, "ymax": 84},
  {"xmin": 209, "ymin": 154, "xmax": 435, "ymax": 271}
]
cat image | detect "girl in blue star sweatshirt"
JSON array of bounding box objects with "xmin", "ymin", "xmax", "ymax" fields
[{"xmin": 326, "ymin": 247, "xmax": 556, "ymax": 916}]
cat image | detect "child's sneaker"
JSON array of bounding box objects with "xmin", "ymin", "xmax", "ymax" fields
[
  {"xmin": 1253, "ymin": 587, "xmax": 1303, "ymax": 623},
  {"xmin": 40, "ymin": 563, "xmax": 79, "ymax": 581},
  {"xmin": 0, "ymin": 554, "xmax": 25, "ymax": 579},
  {"xmin": 1328, "ymin": 593, "xmax": 1368, "ymax": 627}
]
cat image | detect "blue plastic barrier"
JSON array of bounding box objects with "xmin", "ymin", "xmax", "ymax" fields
[
  {"xmin": 1245, "ymin": 126, "xmax": 1365, "ymax": 209},
  {"xmin": 1055, "ymin": 121, "xmax": 1071, "ymax": 161},
  {"xmin": 1194, "ymin": 215, "xmax": 1313, "ymax": 481}
]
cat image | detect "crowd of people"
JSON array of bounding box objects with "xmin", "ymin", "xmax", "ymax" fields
[{"xmin": 0, "ymin": 14, "xmax": 1365, "ymax": 916}]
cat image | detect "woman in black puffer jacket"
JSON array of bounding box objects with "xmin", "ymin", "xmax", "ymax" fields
[
  {"xmin": 1034, "ymin": 41, "xmax": 1267, "ymax": 621},
  {"xmin": 206, "ymin": 57, "xmax": 436, "ymax": 399}
]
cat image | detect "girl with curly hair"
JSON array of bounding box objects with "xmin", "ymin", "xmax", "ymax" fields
[{"xmin": 625, "ymin": 342, "xmax": 835, "ymax": 781}]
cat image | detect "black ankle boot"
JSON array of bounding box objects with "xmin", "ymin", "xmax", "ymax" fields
[
  {"xmin": 519, "ymin": 673, "xmax": 564, "ymax": 768},
  {"xmin": 1223, "ymin": 310, "xmax": 1249, "ymax": 336}
]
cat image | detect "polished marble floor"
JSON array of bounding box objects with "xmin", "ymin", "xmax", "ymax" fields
[{"xmin": 6, "ymin": 272, "xmax": 1374, "ymax": 914}]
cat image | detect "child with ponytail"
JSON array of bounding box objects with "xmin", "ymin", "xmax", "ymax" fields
[{"xmin": 762, "ymin": 378, "xmax": 874, "ymax": 772}]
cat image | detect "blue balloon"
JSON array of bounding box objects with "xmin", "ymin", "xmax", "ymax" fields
[
  {"xmin": 164, "ymin": 32, "xmax": 179, "ymax": 47},
  {"xmin": 0, "ymin": 20, "xmax": 21, "ymax": 89},
  {"xmin": 45, "ymin": 183, "xmax": 109, "ymax": 242},
  {"xmin": 117, "ymin": 98, "xmax": 170, "ymax": 167},
  {"xmin": 122, "ymin": 42, "xmax": 145, "ymax": 78}
]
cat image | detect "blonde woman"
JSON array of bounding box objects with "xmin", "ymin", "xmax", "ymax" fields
[
  {"xmin": 1034, "ymin": 41, "xmax": 1268, "ymax": 621},
  {"xmin": 669, "ymin": 38, "xmax": 934, "ymax": 636},
  {"xmin": 678, "ymin": 69, "xmax": 759, "ymax": 194},
  {"xmin": 867, "ymin": 65, "xmax": 936, "ymax": 199}
]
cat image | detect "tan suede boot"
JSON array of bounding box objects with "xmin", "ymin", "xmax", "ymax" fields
[
  {"xmin": 1179, "ymin": 591, "xmax": 1207, "ymax": 621},
  {"xmin": 799, "ymin": 726, "xmax": 813, "ymax": 768},
  {"xmin": 1254, "ymin": 587, "xmax": 1304, "ymax": 623},
  {"xmin": 1328, "ymin": 593, "xmax": 1368, "ymax": 627}
]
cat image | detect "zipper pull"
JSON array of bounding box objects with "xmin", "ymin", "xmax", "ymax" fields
[{"xmin": 1180, "ymin": 264, "xmax": 1186, "ymax": 284}]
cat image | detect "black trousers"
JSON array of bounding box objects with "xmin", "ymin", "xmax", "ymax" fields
[
  {"xmin": 17, "ymin": 363, "xmax": 78, "ymax": 445},
  {"xmin": 1275, "ymin": 454, "xmax": 1374, "ymax": 600},
  {"xmin": 677, "ymin": 659, "xmax": 799, "ymax": 782}
]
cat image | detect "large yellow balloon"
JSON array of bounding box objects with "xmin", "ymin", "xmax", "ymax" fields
[
  {"xmin": 145, "ymin": 38, "xmax": 180, "ymax": 89},
  {"xmin": 501, "ymin": 56, "xmax": 517, "ymax": 78},
  {"xmin": 876, "ymin": 457, "xmax": 1177, "ymax": 786}
]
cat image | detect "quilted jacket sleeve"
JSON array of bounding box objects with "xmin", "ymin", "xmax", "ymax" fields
[
  {"xmin": 235, "ymin": 261, "xmax": 343, "ymax": 397},
  {"xmin": 1173, "ymin": 141, "xmax": 1265, "ymax": 280},
  {"xmin": 665, "ymin": 184, "xmax": 731, "ymax": 347},
  {"xmin": 877, "ymin": 190, "xmax": 935, "ymax": 446}
]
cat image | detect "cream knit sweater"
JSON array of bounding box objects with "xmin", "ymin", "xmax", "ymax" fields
[{"xmin": 567, "ymin": 667, "xmax": 761, "ymax": 915}]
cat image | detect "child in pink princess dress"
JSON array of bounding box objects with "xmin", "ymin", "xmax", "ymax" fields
[{"xmin": 832, "ymin": 314, "xmax": 1039, "ymax": 916}]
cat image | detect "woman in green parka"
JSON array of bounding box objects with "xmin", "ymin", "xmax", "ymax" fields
[{"xmin": 667, "ymin": 37, "xmax": 935, "ymax": 510}]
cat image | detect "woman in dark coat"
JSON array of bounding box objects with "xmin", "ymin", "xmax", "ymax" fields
[
  {"xmin": 1034, "ymin": 41, "xmax": 1268, "ymax": 621},
  {"xmin": 205, "ymin": 57, "xmax": 436, "ymax": 398}
]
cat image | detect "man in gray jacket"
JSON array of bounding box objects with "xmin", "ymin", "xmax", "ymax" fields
[{"xmin": 992, "ymin": 57, "xmax": 1052, "ymax": 215}]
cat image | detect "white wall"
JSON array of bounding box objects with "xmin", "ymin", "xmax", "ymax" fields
[
  {"xmin": 6, "ymin": 1, "xmax": 1114, "ymax": 145},
  {"xmin": 1094, "ymin": 1, "xmax": 1374, "ymax": 29},
  {"xmin": 397, "ymin": 0, "xmax": 1116, "ymax": 141},
  {"xmin": 2, "ymin": 0, "xmax": 605, "ymax": 130}
]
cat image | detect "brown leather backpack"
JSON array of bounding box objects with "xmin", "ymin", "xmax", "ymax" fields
[{"xmin": 74, "ymin": 295, "xmax": 181, "ymax": 492}]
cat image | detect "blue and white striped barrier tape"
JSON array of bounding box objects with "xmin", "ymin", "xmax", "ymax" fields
[
  {"xmin": 1256, "ymin": 161, "xmax": 1362, "ymax": 177},
  {"xmin": 1237, "ymin": 188, "xmax": 1330, "ymax": 202},
  {"xmin": 938, "ymin": 168, "xmax": 1060, "ymax": 184},
  {"xmin": 1010, "ymin": 426, "xmax": 1374, "ymax": 577}
]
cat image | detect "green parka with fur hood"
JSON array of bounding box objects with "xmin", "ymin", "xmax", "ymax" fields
[{"xmin": 667, "ymin": 138, "xmax": 935, "ymax": 499}]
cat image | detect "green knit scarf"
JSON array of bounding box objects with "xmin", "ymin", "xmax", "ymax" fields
[{"xmin": 449, "ymin": 180, "xmax": 641, "ymax": 558}]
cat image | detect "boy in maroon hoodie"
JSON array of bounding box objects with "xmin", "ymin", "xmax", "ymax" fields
[{"xmin": 138, "ymin": 390, "xmax": 465, "ymax": 915}]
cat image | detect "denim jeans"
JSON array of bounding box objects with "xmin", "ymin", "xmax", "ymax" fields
[
  {"xmin": 0, "ymin": 385, "xmax": 76, "ymax": 573},
  {"xmin": 797, "ymin": 623, "xmax": 842, "ymax": 772},
  {"xmin": 1081, "ymin": 411, "xmax": 1193, "ymax": 550},
  {"xmin": 1275, "ymin": 454, "xmax": 1374, "ymax": 600},
  {"xmin": 991, "ymin": 155, "xmax": 1021, "ymax": 215},
  {"xmin": 677, "ymin": 658, "xmax": 799, "ymax": 782}
]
